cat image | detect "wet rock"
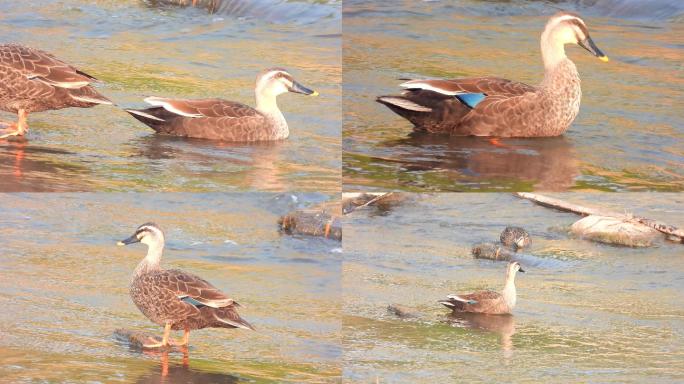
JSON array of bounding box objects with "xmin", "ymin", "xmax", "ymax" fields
[
  {"xmin": 278, "ymin": 210, "xmax": 342, "ymax": 241},
  {"xmin": 342, "ymin": 192, "xmax": 405, "ymax": 215},
  {"xmin": 570, "ymin": 215, "xmax": 660, "ymax": 247},
  {"xmin": 471, "ymin": 243, "xmax": 517, "ymax": 261}
]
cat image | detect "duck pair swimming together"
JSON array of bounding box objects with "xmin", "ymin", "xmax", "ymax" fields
[
  {"xmin": 118, "ymin": 223, "xmax": 253, "ymax": 349},
  {"xmin": 0, "ymin": 43, "xmax": 316, "ymax": 141},
  {"xmin": 378, "ymin": 12, "xmax": 609, "ymax": 137}
]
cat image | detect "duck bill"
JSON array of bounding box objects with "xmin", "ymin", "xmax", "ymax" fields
[
  {"xmin": 518, "ymin": 267, "xmax": 526, "ymax": 273},
  {"xmin": 117, "ymin": 233, "xmax": 140, "ymax": 246},
  {"xmin": 579, "ymin": 36, "xmax": 609, "ymax": 62},
  {"xmin": 289, "ymin": 80, "xmax": 318, "ymax": 96}
]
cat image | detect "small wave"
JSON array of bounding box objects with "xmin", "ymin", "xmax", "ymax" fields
[{"xmin": 144, "ymin": 0, "xmax": 341, "ymax": 24}]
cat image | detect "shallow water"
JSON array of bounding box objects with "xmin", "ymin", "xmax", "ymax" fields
[
  {"xmin": 343, "ymin": 0, "xmax": 684, "ymax": 192},
  {"xmin": 343, "ymin": 193, "xmax": 684, "ymax": 382},
  {"xmin": 0, "ymin": 193, "xmax": 341, "ymax": 382},
  {"xmin": 0, "ymin": 0, "xmax": 341, "ymax": 192}
]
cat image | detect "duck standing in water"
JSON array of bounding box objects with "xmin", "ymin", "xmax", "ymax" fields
[
  {"xmin": 500, "ymin": 226, "xmax": 531, "ymax": 250},
  {"xmin": 440, "ymin": 262, "xmax": 525, "ymax": 315},
  {"xmin": 126, "ymin": 68, "xmax": 318, "ymax": 142},
  {"xmin": 118, "ymin": 223, "xmax": 254, "ymax": 349},
  {"xmin": 377, "ymin": 12, "xmax": 609, "ymax": 137},
  {"xmin": 0, "ymin": 44, "xmax": 111, "ymax": 139}
]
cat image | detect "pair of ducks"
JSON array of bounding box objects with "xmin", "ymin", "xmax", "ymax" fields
[
  {"xmin": 0, "ymin": 45, "xmax": 316, "ymax": 141},
  {"xmin": 119, "ymin": 222, "xmax": 530, "ymax": 349},
  {"xmin": 1, "ymin": 12, "xmax": 605, "ymax": 141},
  {"xmin": 440, "ymin": 226, "xmax": 531, "ymax": 315}
]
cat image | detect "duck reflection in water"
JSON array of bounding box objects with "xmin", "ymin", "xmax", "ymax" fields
[
  {"xmin": 381, "ymin": 134, "xmax": 579, "ymax": 190},
  {"xmin": 137, "ymin": 349, "xmax": 241, "ymax": 383},
  {"xmin": 131, "ymin": 135, "xmax": 288, "ymax": 191},
  {"xmin": 446, "ymin": 312, "xmax": 516, "ymax": 358}
]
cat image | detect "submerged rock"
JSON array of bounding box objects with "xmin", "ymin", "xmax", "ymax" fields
[{"xmin": 387, "ymin": 304, "xmax": 421, "ymax": 319}]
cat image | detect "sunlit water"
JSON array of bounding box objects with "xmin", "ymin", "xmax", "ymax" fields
[
  {"xmin": 343, "ymin": 193, "xmax": 684, "ymax": 382},
  {"xmin": 0, "ymin": 0, "xmax": 341, "ymax": 192},
  {"xmin": 0, "ymin": 193, "xmax": 341, "ymax": 382},
  {"xmin": 343, "ymin": 0, "xmax": 684, "ymax": 192}
]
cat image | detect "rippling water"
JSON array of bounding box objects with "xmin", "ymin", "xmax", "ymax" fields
[
  {"xmin": 343, "ymin": 193, "xmax": 684, "ymax": 382},
  {"xmin": 343, "ymin": 0, "xmax": 684, "ymax": 191},
  {"xmin": 0, "ymin": 0, "xmax": 341, "ymax": 192},
  {"xmin": 0, "ymin": 193, "xmax": 341, "ymax": 382}
]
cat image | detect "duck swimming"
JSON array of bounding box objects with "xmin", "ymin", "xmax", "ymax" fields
[
  {"xmin": 500, "ymin": 226, "xmax": 530, "ymax": 250},
  {"xmin": 118, "ymin": 223, "xmax": 254, "ymax": 349},
  {"xmin": 126, "ymin": 68, "xmax": 318, "ymax": 142},
  {"xmin": 0, "ymin": 44, "xmax": 111, "ymax": 139},
  {"xmin": 439, "ymin": 262, "xmax": 525, "ymax": 315},
  {"xmin": 377, "ymin": 12, "xmax": 609, "ymax": 137}
]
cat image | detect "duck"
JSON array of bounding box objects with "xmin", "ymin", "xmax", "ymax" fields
[
  {"xmin": 439, "ymin": 261, "xmax": 525, "ymax": 315},
  {"xmin": 377, "ymin": 12, "xmax": 609, "ymax": 137},
  {"xmin": 125, "ymin": 68, "xmax": 318, "ymax": 142},
  {"xmin": 0, "ymin": 44, "xmax": 111, "ymax": 139},
  {"xmin": 117, "ymin": 222, "xmax": 254, "ymax": 349},
  {"xmin": 500, "ymin": 226, "xmax": 530, "ymax": 250}
]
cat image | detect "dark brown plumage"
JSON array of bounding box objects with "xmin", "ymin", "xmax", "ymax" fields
[
  {"xmin": 0, "ymin": 44, "xmax": 111, "ymax": 138},
  {"xmin": 126, "ymin": 68, "xmax": 317, "ymax": 142},
  {"xmin": 118, "ymin": 223, "xmax": 253, "ymax": 349}
]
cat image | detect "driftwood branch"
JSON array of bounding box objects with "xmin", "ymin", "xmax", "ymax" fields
[{"xmin": 515, "ymin": 192, "xmax": 684, "ymax": 242}]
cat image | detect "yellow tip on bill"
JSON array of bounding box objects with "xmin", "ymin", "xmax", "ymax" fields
[
  {"xmin": 117, "ymin": 241, "xmax": 125, "ymax": 246},
  {"xmin": 599, "ymin": 56, "xmax": 609, "ymax": 62},
  {"xmin": 310, "ymin": 91, "xmax": 319, "ymax": 97}
]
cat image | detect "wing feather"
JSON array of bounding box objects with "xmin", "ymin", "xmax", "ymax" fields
[{"xmin": 144, "ymin": 97, "xmax": 260, "ymax": 119}]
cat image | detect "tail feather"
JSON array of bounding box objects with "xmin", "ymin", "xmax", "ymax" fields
[
  {"xmin": 125, "ymin": 107, "xmax": 175, "ymax": 132},
  {"xmin": 213, "ymin": 312, "xmax": 255, "ymax": 331},
  {"xmin": 376, "ymin": 96, "xmax": 432, "ymax": 112}
]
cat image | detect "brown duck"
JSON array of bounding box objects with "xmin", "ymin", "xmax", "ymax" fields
[
  {"xmin": 118, "ymin": 223, "xmax": 254, "ymax": 349},
  {"xmin": 439, "ymin": 262, "xmax": 525, "ymax": 315},
  {"xmin": 377, "ymin": 12, "xmax": 609, "ymax": 137},
  {"xmin": 126, "ymin": 68, "xmax": 318, "ymax": 142},
  {"xmin": 0, "ymin": 44, "xmax": 111, "ymax": 139}
]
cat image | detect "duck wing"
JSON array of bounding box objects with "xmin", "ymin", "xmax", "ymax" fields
[
  {"xmin": 400, "ymin": 77, "xmax": 536, "ymax": 99},
  {"xmin": 126, "ymin": 97, "xmax": 274, "ymax": 141},
  {"xmin": 162, "ymin": 268, "xmax": 238, "ymax": 309},
  {"xmin": 440, "ymin": 290, "xmax": 502, "ymax": 312},
  {"xmin": 142, "ymin": 97, "xmax": 258, "ymax": 119},
  {"xmin": 0, "ymin": 44, "xmax": 99, "ymax": 89},
  {"xmin": 377, "ymin": 77, "xmax": 537, "ymax": 134}
]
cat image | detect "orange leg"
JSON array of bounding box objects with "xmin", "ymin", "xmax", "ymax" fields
[
  {"xmin": 143, "ymin": 322, "xmax": 172, "ymax": 349},
  {"xmin": 0, "ymin": 109, "xmax": 28, "ymax": 139},
  {"xmin": 488, "ymin": 137, "xmax": 506, "ymax": 148}
]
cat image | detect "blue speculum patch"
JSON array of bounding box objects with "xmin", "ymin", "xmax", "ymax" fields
[
  {"xmin": 456, "ymin": 93, "xmax": 486, "ymax": 108},
  {"xmin": 180, "ymin": 296, "xmax": 206, "ymax": 308}
]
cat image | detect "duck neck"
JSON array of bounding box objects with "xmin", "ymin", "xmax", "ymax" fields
[
  {"xmin": 134, "ymin": 242, "xmax": 164, "ymax": 276},
  {"xmin": 256, "ymin": 92, "xmax": 288, "ymax": 139},
  {"xmin": 540, "ymin": 28, "xmax": 568, "ymax": 71},
  {"xmin": 502, "ymin": 271, "xmax": 517, "ymax": 308}
]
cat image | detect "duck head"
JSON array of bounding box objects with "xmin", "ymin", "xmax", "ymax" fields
[
  {"xmin": 541, "ymin": 12, "xmax": 609, "ymax": 68},
  {"xmin": 117, "ymin": 222, "xmax": 165, "ymax": 248},
  {"xmin": 508, "ymin": 261, "xmax": 526, "ymax": 276},
  {"xmin": 513, "ymin": 232, "xmax": 530, "ymax": 250},
  {"xmin": 255, "ymin": 68, "xmax": 318, "ymax": 98}
]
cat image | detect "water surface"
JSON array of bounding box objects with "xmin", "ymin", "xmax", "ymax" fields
[
  {"xmin": 343, "ymin": 0, "xmax": 684, "ymax": 191},
  {"xmin": 0, "ymin": 193, "xmax": 341, "ymax": 382},
  {"xmin": 343, "ymin": 193, "xmax": 684, "ymax": 382},
  {"xmin": 0, "ymin": 0, "xmax": 341, "ymax": 192}
]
